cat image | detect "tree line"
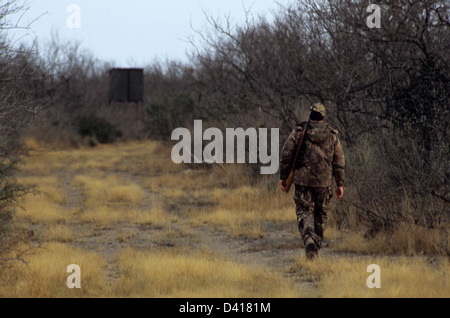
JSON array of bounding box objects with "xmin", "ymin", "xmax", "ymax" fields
[{"xmin": 0, "ymin": 0, "xmax": 448, "ymax": 259}]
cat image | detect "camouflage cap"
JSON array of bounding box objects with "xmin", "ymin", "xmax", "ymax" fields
[{"xmin": 311, "ymin": 103, "xmax": 326, "ymax": 116}]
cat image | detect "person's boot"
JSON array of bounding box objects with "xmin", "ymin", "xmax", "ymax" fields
[{"xmin": 305, "ymin": 237, "xmax": 318, "ymax": 259}]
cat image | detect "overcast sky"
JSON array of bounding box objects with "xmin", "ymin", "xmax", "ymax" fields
[{"xmin": 9, "ymin": 0, "xmax": 291, "ymax": 67}]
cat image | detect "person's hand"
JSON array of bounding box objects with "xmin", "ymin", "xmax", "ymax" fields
[
  {"xmin": 336, "ymin": 186, "xmax": 344, "ymax": 200},
  {"xmin": 279, "ymin": 180, "xmax": 288, "ymax": 192}
]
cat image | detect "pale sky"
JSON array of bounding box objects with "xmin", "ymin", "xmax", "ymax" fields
[{"xmin": 9, "ymin": 0, "xmax": 292, "ymax": 67}]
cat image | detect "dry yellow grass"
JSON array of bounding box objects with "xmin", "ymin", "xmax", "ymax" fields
[
  {"xmin": 17, "ymin": 176, "xmax": 68, "ymax": 205},
  {"xmin": 44, "ymin": 225, "xmax": 75, "ymax": 242},
  {"xmin": 0, "ymin": 243, "xmax": 107, "ymax": 297},
  {"xmin": 330, "ymin": 223, "xmax": 448, "ymax": 256},
  {"xmin": 5, "ymin": 138, "xmax": 447, "ymax": 298},
  {"xmin": 108, "ymin": 184, "xmax": 146, "ymax": 204},
  {"xmin": 182, "ymin": 184, "xmax": 293, "ymax": 238},
  {"xmin": 17, "ymin": 192, "xmax": 71, "ymax": 224},
  {"xmin": 113, "ymin": 248, "xmax": 301, "ymax": 297},
  {"xmin": 293, "ymin": 255, "xmax": 449, "ymax": 298},
  {"xmin": 189, "ymin": 205, "xmax": 294, "ymax": 239},
  {"xmin": 71, "ymin": 174, "xmax": 147, "ymax": 208}
]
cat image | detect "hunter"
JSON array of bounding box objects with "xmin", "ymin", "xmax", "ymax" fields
[{"xmin": 279, "ymin": 103, "xmax": 345, "ymax": 259}]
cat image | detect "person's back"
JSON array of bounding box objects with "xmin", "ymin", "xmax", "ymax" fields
[
  {"xmin": 286, "ymin": 120, "xmax": 344, "ymax": 188},
  {"xmin": 279, "ymin": 103, "xmax": 345, "ymax": 259}
]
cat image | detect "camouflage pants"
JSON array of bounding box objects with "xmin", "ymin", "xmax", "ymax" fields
[{"xmin": 293, "ymin": 185, "xmax": 332, "ymax": 249}]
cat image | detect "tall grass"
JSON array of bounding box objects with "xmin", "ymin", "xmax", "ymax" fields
[
  {"xmin": 113, "ymin": 248, "xmax": 301, "ymax": 297},
  {"xmin": 293, "ymin": 255, "xmax": 449, "ymax": 298},
  {"xmin": 3, "ymin": 138, "xmax": 447, "ymax": 298},
  {"xmin": 0, "ymin": 243, "xmax": 107, "ymax": 297}
]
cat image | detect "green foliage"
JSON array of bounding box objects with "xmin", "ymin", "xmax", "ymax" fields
[
  {"xmin": 145, "ymin": 91, "xmax": 195, "ymax": 139},
  {"xmin": 76, "ymin": 114, "xmax": 123, "ymax": 145},
  {"xmin": 388, "ymin": 57, "xmax": 448, "ymax": 153},
  {"xmin": 0, "ymin": 151, "xmax": 28, "ymax": 233}
]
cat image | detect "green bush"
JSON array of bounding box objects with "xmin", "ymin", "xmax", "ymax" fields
[
  {"xmin": 145, "ymin": 92, "xmax": 195, "ymax": 140},
  {"xmin": 0, "ymin": 153, "xmax": 27, "ymax": 232},
  {"xmin": 0, "ymin": 144, "xmax": 30, "ymax": 267},
  {"xmin": 76, "ymin": 114, "xmax": 123, "ymax": 144}
]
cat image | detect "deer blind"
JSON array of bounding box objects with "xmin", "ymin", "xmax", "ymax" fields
[{"xmin": 109, "ymin": 68, "xmax": 144, "ymax": 103}]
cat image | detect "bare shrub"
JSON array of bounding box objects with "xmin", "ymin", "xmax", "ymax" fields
[
  {"xmin": 189, "ymin": 0, "xmax": 449, "ymax": 250},
  {"xmin": 0, "ymin": 0, "xmax": 48, "ymax": 266}
]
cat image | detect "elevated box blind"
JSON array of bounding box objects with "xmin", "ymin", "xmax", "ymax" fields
[{"xmin": 109, "ymin": 68, "xmax": 144, "ymax": 102}]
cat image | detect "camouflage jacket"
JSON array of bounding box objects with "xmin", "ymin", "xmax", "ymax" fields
[{"xmin": 280, "ymin": 121, "xmax": 345, "ymax": 187}]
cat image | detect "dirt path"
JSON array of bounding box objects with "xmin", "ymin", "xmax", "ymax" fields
[
  {"xmin": 64, "ymin": 213, "xmax": 318, "ymax": 290},
  {"xmin": 41, "ymin": 166, "xmax": 316, "ymax": 290},
  {"xmin": 16, "ymin": 144, "xmax": 449, "ymax": 298},
  {"xmin": 67, "ymin": 201, "xmax": 322, "ymax": 293},
  {"xmin": 16, "ymin": 145, "xmax": 360, "ymax": 297}
]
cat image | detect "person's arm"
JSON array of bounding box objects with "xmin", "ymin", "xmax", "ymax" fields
[
  {"xmin": 335, "ymin": 186, "xmax": 344, "ymax": 200},
  {"xmin": 333, "ymin": 137, "xmax": 345, "ymax": 200},
  {"xmin": 279, "ymin": 127, "xmax": 301, "ymax": 191}
]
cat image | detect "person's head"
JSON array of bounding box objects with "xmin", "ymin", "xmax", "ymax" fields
[{"xmin": 311, "ymin": 103, "xmax": 325, "ymax": 121}]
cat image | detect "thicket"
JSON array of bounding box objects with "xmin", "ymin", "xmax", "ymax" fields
[
  {"xmin": 186, "ymin": 0, "xmax": 449, "ymax": 249},
  {"xmin": 76, "ymin": 114, "xmax": 122, "ymax": 145},
  {"xmin": 1, "ymin": 0, "xmax": 448, "ymax": 255},
  {"xmin": 0, "ymin": 1, "xmax": 49, "ymax": 266}
]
